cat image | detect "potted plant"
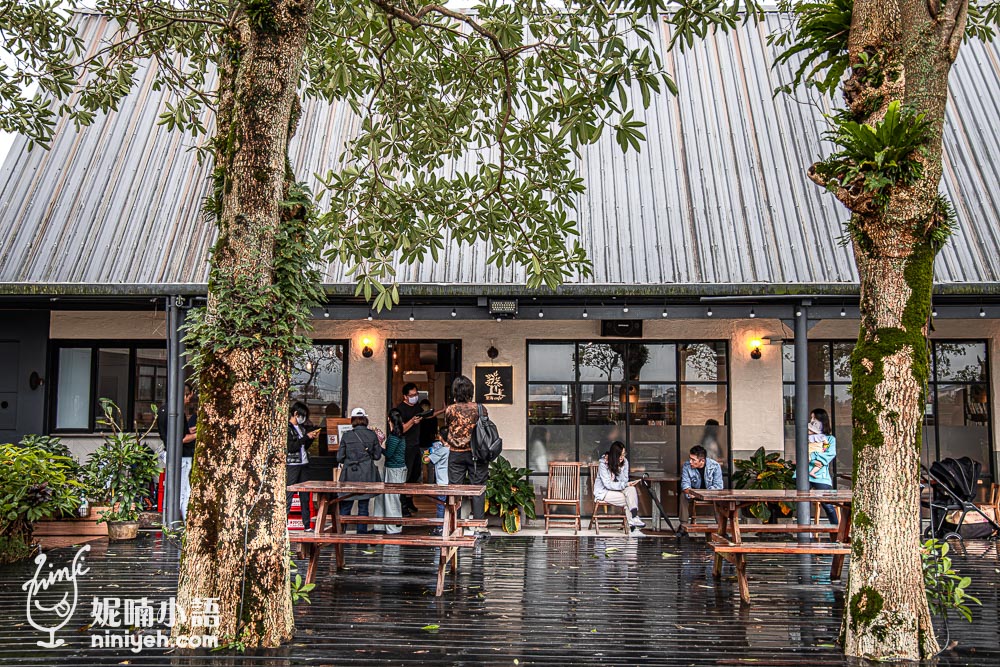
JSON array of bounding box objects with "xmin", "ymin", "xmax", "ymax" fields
[
  {"xmin": 83, "ymin": 399, "xmax": 161, "ymax": 541},
  {"xmin": 731, "ymin": 446, "xmax": 795, "ymax": 522},
  {"xmin": 485, "ymin": 456, "xmax": 537, "ymax": 533},
  {"xmin": 0, "ymin": 441, "xmax": 85, "ymax": 563}
]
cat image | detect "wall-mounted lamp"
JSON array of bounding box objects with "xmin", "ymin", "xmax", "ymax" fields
[
  {"xmin": 361, "ymin": 336, "xmax": 374, "ymax": 358},
  {"xmin": 749, "ymin": 338, "xmax": 762, "ymax": 360},
  {"xmin": 29, "ymin": 371, "xmax": 44, "ymax": 391},
  {"xmin": 487, "ymin": 343, "xmax": 499, "ymax": 360}
]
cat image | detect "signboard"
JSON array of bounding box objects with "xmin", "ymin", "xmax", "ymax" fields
[{"xmin": 475, "ymin": 366, "xmax": 513, "ymax": 405}]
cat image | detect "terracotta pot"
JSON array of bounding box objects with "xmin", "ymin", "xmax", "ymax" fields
[{"xmin": 107, "ymin": 521, "xmax": 140, "ymax": 541}]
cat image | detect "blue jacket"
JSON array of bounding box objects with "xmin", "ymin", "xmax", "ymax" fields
[
  {"xmin": 427, "ymin": 441, "xmax": 449, "ymax": 485},
  {"xmin": 594, "ymin": 455, "xmax": 630, "ymax": 501},
  {"xmin": 681, "ymin": 458, "xmax": 724, "ymax": 491},
  {"xmin": 804, "ymin": 434, "xmax": 837, "ymax": 485}
]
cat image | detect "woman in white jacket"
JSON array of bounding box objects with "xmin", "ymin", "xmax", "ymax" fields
[{"xmin": 594, "ymin": 440, "xmax": 644, "ymax": 530}]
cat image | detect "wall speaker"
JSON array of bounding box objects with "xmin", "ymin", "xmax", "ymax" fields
[{"xmin": 600, "ymin": 320, "xmax": 643, "ymax": 337}]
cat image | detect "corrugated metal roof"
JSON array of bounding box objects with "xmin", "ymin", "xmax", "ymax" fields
[{"xmin": 2, "ymin": 12, "xmax": 1000, "ymax": 294}]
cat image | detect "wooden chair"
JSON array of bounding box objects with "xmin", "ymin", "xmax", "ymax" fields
[
  {"xmin": 543, "ymin": 462, "xmax": 582, "ymax": 534},
  {"xmin": 587, "ymin": 463, "xmax": 629, "ymax": 536}
]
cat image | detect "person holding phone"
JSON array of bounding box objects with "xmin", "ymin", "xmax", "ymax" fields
[
  {"xmin": 594, "ymin": 440, "xmax": 644, "ymax": 531},
  {"xmin": 397, "ymin": 383, "xmax": 425, "ymax": 515},
  {"xmin": 287, "ymin": 401, "xmax": 321, "ymax": 533}
]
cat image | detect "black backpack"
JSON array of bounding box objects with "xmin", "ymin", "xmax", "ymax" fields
[{"xmin": 472, "ymin": 404, "xmax": 503, "ymax": 463}]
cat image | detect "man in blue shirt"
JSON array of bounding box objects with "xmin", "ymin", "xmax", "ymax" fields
[{"xmin": 680, "ymin": 445, "xmax": 723, "ymax": 523}]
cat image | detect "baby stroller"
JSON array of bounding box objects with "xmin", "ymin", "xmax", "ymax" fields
[{"xmin": 921, "ymin": 457, "xmax": 1000, "ymax": 556}]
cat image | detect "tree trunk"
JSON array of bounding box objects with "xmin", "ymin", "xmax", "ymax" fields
[
  {"xmin": 173, "ymin": 1, "xmax": 314, "ymax": 648},
  {"xmin": 824, "ymin": 0, "xmax": 969, "ymax": 660}
]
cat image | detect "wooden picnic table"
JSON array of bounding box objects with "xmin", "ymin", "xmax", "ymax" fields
[
  {"xmin": 687, "ymin": 488, "xmax": 853, "ymax": 604},
  {"xmin": 286, "ymin": 481, "xmax": 486, "ymax": 596}
]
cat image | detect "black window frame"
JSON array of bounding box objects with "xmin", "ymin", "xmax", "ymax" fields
[
  {"xmin": 525, "ymin": 339, "xmax": 731, "ymax": 478},
  {"xmin": 48, "ymin": 339, "xmax": 167, "ymax": 434},
  {"xmin": 782, "ymin": 338, "xmax": 994, "ymax": 483},
  {"xmin": 289, "ymin": 339, "xmax": 351, "ymax": 419}
]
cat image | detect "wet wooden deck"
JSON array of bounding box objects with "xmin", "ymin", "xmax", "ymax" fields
[{"xmin": 1, "ymin": 533, "xmax": 998, "ymax": 665}]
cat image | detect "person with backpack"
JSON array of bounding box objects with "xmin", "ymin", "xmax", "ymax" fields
[
  {"xmin": 444, "ymin": 375, "xmax": 491, "ymax": 536},
  {"xmin": 337, "ymin": 407, "xmax": 384, "ymax": 535}
]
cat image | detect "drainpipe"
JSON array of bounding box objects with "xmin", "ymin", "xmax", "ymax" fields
[
  {"xmin": 794, "ymin": 300, "xmax": 812, "ymax": 539},
  {"xmin": 163, "ymin": 296, "xmax": 185, "ymax": 528}
]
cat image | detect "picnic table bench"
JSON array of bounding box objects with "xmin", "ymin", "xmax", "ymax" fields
[
  {"xmin": 688, "ymin": 488, "xmax": 853, "ymax": 604},
  {"xmin": 286, "ymin": 481, "xmax": 487, "ymax": 596}
]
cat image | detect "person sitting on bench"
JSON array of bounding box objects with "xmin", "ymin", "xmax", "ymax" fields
[
  {"xmin": 594, "ymin": 440, "xmax": 644, "ymax": 530},
  {"xmin": 681, "ymin": 445, "xmax": 724, "ymax": 522}
]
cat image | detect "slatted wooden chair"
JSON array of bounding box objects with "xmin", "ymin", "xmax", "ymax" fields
[
  {"xmin": 587, "ymin": 463, "xmax": 629, "ymax": 536},
  {"xmin": 543, "ymin": 462, "xmax": 582, "ymax": 534}
]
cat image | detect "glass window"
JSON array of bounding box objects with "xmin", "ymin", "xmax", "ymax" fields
[
  {"xmin": 935, "ymin": 342, "xmax": 987, "ymax": 383},
  {"xmin": 528, "ymin": 344, "xmax": 575, "ymax": 381},
  {"xmin": 134, "ymin": 349, "xmax": 167, "ymax": 432},
  {"xmin": 577, "ymin": 343, "xmax": 626, "ymax": 382},
  {"xmin": 94, "ymin": 348, "xmax": 130, "ymax": 426},
  {"xmin": 55, "ymin": 348, "xmax": 92, "ymax": 429},
  {"xmin": 936, "ymin": 383, "xmax": 990, "ymax": 464},
  {"xmin": 528, "ymin": 384, "xmax": 575, "ymax": 474},
  {"xmin": 290, "ymin": 344, "xmax": 346, "ymax": 420},
  {"xmin": 679, "ymin": 342, "xmax": 727, "ymax": 382},
  {"xmin": 832, "ymin": 343, "xmax": 855, "ymax": 382},
  {"xmin": 631, "ymin": 344, "xmax": 676, "ymax": 382},
  {"xmin": 526, "ymin": 341, "xmax": 730, "ymax": 481},
  {"xmin": 782, "ymin": 345, "xmax": 795, "ymax": 383},
  {"xmin": 808, "ymin": 341, "xmax": 831, "ymax": 382}
]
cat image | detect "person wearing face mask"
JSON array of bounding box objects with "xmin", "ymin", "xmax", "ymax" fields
[
  {"xmin": 396, "ymin": 383, "xmax": 425, "ymax": 515},
  {"xmin": 287, "ymin": 401, "xmax": 321, "ymax": 532}
]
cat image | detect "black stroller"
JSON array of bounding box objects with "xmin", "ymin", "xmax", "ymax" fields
[{"xmin": 921, "ymin": 457, "xmax": 1000, "ymax": 556}]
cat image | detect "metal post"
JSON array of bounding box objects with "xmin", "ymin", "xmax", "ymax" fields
[
  {"xmin": 794, "ymin": 301, "xmax": 811, "ymax": 537},
  {"xmin": 163, "ymin": 296, "xmax": 185, "ymax": 528}
]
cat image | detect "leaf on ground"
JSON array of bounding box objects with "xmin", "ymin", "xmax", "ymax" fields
[
  {"xmin": 362, "ymin": 549, "xmax": 376, "ymax": 555},
  {"xmin": 612, "ymin": 586, "xmax": 621, "ymax": 593},
  {"xmin": 661, "ymin": 552, "xmax": 678, "ymax": 558},
  {"xmin": 817, "ymin": 643, "xmax": 835, "ymax": 648},
  {"xmin": 590, "ymin": 628, "xmax": 597, "ymax": 633},
  {"xmin": 421, "ymin": 624, "xmax": 440, "ymax": 631},
  {"xmin": 604, "ymin": 547, "xmax": 620, "ymax": 553}
]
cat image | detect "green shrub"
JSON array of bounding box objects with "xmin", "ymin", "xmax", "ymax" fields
[
  {"xmin": 0, "ymin": 441, "xmax": 85, "ymax": 563},
  {"xmin": 83, "ymin": 399, "xmax": 161, "ymax": 524},
  {"xmin": 731, "ymin": 446, "xmax": 795, "ymax": 522},
  {"xmin": 485, "ymin": 456, "xmax": 536, "ymax": 533}
]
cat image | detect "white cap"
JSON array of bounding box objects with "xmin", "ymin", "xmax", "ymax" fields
[{"xmin": 350, "ymin": 407, "xmax": 368, "ymax": 418}]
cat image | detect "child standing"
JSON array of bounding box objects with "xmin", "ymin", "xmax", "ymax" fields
[{"xmin": 425, "ymin": 431, "xmax": 450, "ymax": 536}]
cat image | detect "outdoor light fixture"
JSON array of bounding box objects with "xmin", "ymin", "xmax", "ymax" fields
[
  {"xmin": 496, "ymin": 316, "xmax": 502, "ymax": 322},
  {"xmin": 538, "ymin": 308, "xmax": 544, "ymax": 318},
  {"xmin": 749, "ymin": 307, "xmax": 756, "ymax": 319},
  {"xmin": 582, "ymin": 307, "xmax": 589, "ymax": 318},
  {"xmin": 367, "ymin": 309, "xmax": 373, "ymax": 321},
  {"xmin": 487, "ymin": 343, "xmax": 499, "ymax": 359},
  {"xmin": 623, "ymin": 302, "xmax": 629, "ymax": 313},
  {"xmin": 932, "ymin": 305, "xmax": 938, "ymax": 317},
  {"xmin": 795, "ymin": 309, "xmax": 802, "ymax": 317},
  {"xmin": 662, "ymin": 307, "xmax": 668, "ymax": 318},
  {"xmin": 361, "ymin": 337, "xmax": 374, "ymax": 358},
  {"xmin": 409, "ymin": 309, "xmax": 415, "ymax": 321},
  {"xmin": 323, "ymin": 308, "xmax": 330, "ymax": 318},
  {"xmin": 488, "ymin": 298, "xmax": 519, "ymax": 318},
  {"xmin": 980, "ymin": 307, "xmax": 986, "ymax": 318},
  {"xmin": 750, "ymin": 339, "xmax": 762, "ymax": 360},
  {"xmin": 706, "ymin": 307, "xmax": 713, "ymax": 317},
  {"xmin": 451, "ymin": 307, "xmax": 457, "ymax": 318},
  {"xmin": 840, "ymin": 307, "xmax": 846, "ymax": 317}
]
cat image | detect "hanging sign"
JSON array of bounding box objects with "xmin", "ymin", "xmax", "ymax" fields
[{"xmin": 475, "ymin": 366, "xmax": 513, "ymax": 405}]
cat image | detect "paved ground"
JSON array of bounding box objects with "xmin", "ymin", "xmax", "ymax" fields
[{"xmin": 1, "ymin": 532, "xmax": 998, "ymax": 666}]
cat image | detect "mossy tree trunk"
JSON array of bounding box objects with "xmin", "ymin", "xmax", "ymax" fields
[
  {"xmin": 172, "ymin": 0, "xmax": 315, "ymax": 648},
  {"xmin": 808, "ymin": 0, "xmax": 969, "ymax": 660}
]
